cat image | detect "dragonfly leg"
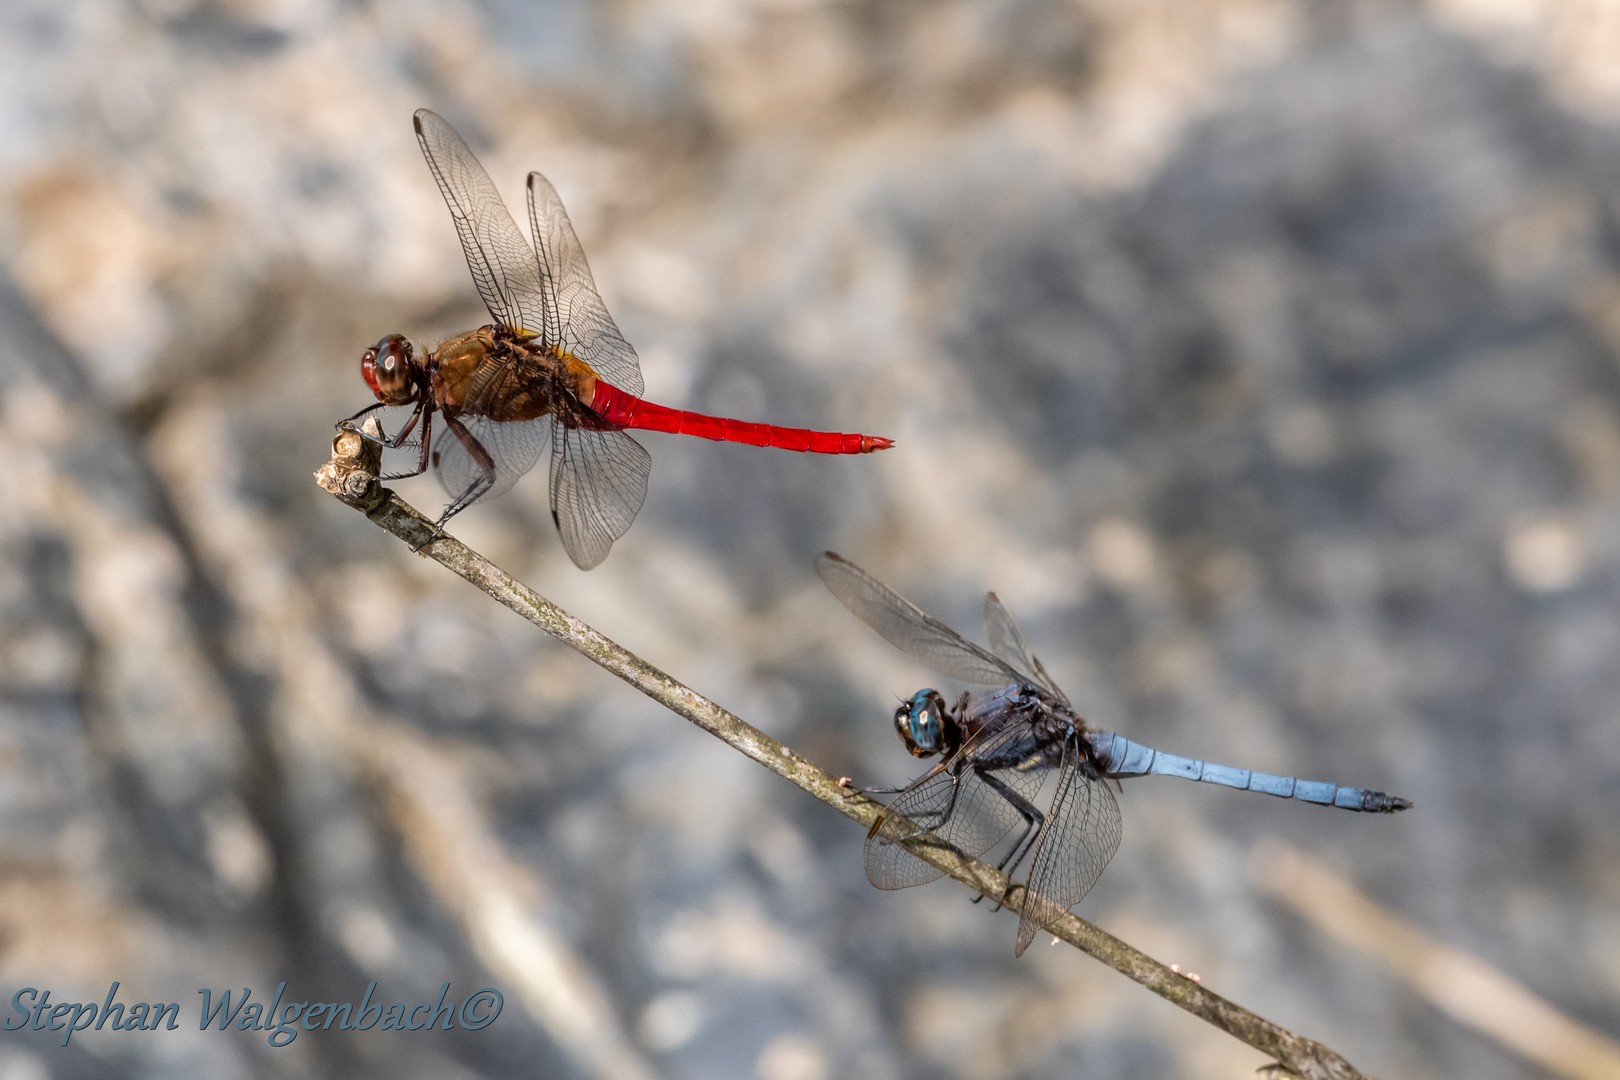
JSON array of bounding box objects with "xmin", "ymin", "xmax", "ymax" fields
[
  {"xmin": 335, "ymin": 400, "xmax": 386, "ymax": 433},
  {"xmin": 919, "ymin": 766, "xmax": 969, "ymax": 836},
  {"xmin": 378, "ymin": 405, "xmax": 435, "ymax": 481},
  {"xmin": 343, "ymin": 398, "xmax": 437, "ymax": 479},
  {"xmin": 341, "ymin": 401, "xmax": 419, "ymax": 449},
  {"xmin": 970, "ymin": 767, "xmax": 1045, "ymax": 910},
  {"xmin": 392, "ymin": 410, "xmax": 492, "ymax": 554},
  {"xmin": 838, "ymin": 776, "xmax": 912, "ymax": 797},
  {"xmin": 435, "ymin": 413, "xmax": 498, "ymax": 525}
]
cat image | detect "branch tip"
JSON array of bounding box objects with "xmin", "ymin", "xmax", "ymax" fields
[{"xmin": 316, "ymin": 417, "xmax": 387, "ymax": 511}]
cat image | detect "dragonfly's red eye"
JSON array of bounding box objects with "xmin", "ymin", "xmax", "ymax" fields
[{"xmin": 362, "ymin": 334, "xmax": 416, "ymax": 405}]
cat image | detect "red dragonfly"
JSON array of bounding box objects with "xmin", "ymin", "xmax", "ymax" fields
[{"xmin": 341, "ymin": 109, "xmax": 892, "ymax": 569}]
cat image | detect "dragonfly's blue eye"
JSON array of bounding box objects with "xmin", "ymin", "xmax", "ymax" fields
[{"xmin": 894, "ymin": 690, "xmax": 949, "ymax": 757}]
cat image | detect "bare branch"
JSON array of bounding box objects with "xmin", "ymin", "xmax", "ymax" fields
[{"xmin": 317, "ymin": 431, "xmax": 1371, "ymax": 1080}]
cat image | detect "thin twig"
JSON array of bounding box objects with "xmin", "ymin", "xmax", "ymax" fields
[{"xmin": 316, "ymin": 427, "xmax": 1370, "ymax": 1080}]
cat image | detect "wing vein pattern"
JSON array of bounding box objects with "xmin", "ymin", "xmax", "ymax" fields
[
  {"xmin": 1014, "ymin": 736, "xmax": 1122, "ymax": 956},
  {"xmin": 527, "ymin": 172, "xmax": 644, "ymax": 396},
  {"xmin": 815, "ymin": 553, "xmax": 1023, "ymax": 686},
  {"xmin": 549, "ymin": 421, "xmax": 651, "ymax": 570},
  {"xmin": 413, "ymin": 109, "xmax": 549, "ymax": 336}
]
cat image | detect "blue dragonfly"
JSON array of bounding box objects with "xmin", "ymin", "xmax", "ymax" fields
[{"xmin": 816, "ymin": 552, "xmax": 1411, "ymax": 956}]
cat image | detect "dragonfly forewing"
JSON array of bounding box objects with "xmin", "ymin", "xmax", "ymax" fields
[
  {"xmin": 816, "ymin": 553, "xmax": 1022, "ymax": 687},
  {"xmin": 1014, "ymin": 736, "xmax": 1122, "ymax": 956},
  {"xmin": 527, "ymin": 172, "xmax": 644, "ymax": 397},
  {"xmin": 984, "ymin": 592, "xmax": 1067, "ymax": 704},
  {"xmin": 865, "ymin": 716, "xmax": 1048, "ymax": 891},
  {"xmin": 413, "ymin": 109, "xmax": 550, "ymax": 337}
]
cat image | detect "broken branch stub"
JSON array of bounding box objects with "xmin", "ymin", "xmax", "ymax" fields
[{"xmin": 314, "ymin": 417, "xmax": 388, "ymax": 512}]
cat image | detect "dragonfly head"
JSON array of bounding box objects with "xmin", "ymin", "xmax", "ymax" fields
[
  {"xmin": 361, "ymin": 334, "xmax": 419, "ymax": 406},
  {"xmin": 894, "ymin": 689, "xmax": 955, "ymax": 758}
]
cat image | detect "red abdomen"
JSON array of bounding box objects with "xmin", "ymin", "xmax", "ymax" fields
[{"xmin": 590, "ymin": 382, "xmax": 892, "ymax": 454}]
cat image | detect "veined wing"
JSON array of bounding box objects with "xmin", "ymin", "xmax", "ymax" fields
[
  {"xmin": 433, "ymin": 412, "xmax": 551, "ymax": 507},
  {"xmin": 414, "ymin": 109, "xmax": 549, "ymax": 337},
  {"xmin": 816, "ymin": 553, "xmax": 1023, "ymax": 687},
  {"xmin": 528, "ymin": 172, "xmax": 644, "ymax": 397},
  {"xmin": 1014, "ymin": 734, "xmax": 1122, "ymax": 957},
  {"xmin": 548, "ymin": 418, "xmax": 651, "ymax": 570},
  {"xmin": 866, "ymin": 713, "xmax": 1048, "ymax": 890},
  {"xmin": 984, "ymin": 592, "xmax": 1069, "ymax": 706}
]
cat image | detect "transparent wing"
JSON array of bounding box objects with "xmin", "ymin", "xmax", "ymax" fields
[
  {"xmin": 414, "ymin": 109, "xmax": 550, "ymax": 336},
  {"xmin": 816, "ymin": 553, "xmax": 1024, "ymax": 687},
  {"xmin": 1014, "ymin": 737, "xmax": 1122, "ymax": 957},
  {"xmin": 548, "ymin": 419, "xmax": 651, "ymax": 570},
  {"xmin": 433, "ymin": 413, "xmax": 551, "ymax": 507},
  {"xmin": 528, "ymin": 172, "xmax": 644, "ymax": 397},
  {"xmin": 865, "ymin": 716, "xmax": 1048, "ymax": 890},
  {"xmin": 985, "ymin": 592, "xmax": 1069, "ymax": 705}
]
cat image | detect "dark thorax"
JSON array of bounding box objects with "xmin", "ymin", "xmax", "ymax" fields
[{"xmin": 955, "ymin": 683, "xmax": 1076, "ymax": 775}]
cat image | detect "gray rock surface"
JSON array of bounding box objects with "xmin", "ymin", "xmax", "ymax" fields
[{"xmin": 0, "ymin": 1, "xmax": 1614, "ymax": 1078}]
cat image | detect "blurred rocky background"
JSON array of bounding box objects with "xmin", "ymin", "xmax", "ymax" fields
[{"xmin": 0, "ymin": 0, "xmax": 1618, "ymax": 1077}]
